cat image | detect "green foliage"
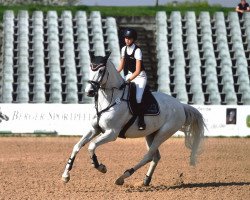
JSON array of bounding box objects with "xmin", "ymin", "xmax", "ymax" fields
[
  {"xmin": 0, "ymin": 2, "xmax": 234, "ymax": 21},
  {"xmin": 246, "ymin": 115, "xmax": 250, "ymax": 128}
]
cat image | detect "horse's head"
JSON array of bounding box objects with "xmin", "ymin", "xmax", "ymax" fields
[{"xmin": 86, "ymin": 51, "xmax": 111, "ymax": 97}]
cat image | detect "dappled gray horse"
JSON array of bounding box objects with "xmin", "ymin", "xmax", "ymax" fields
[{"xmin": 62, "ymin": 52, "xmax": 206, "ymax": 186}]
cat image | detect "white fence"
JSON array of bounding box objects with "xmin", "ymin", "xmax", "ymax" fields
[{"xmin": 0, "ymin": 104, "xmax": 249, "ymax": 137}]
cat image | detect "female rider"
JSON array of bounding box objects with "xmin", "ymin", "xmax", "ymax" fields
[{"xmin": 117, "ymin": 28, "xmax": 147, "ymax": 130}]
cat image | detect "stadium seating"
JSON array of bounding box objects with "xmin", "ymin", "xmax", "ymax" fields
[
  {"xmin": 0, "ymin": 10, "xmax": 249, "ymax": 105},
  {"xmin": 155, "ymin": 11, "xmax": 170, "ymax": 94},
  {"xmin": 0, "ymin": 10, "xmax": 122, "ymax": 103}
]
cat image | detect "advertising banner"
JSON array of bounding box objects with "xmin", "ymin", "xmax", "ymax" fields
[
  {"xmin": 0, "ymin": 104, "xmax": 94, "ymax": 135},
  {"xmin": 0, "ymin": 104, "xmax": 249, "ymax": 136}
]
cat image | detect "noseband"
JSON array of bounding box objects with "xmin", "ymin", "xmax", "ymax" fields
[{"xmin": 87, "ymin": 80, "xmax": 100, "ymax": 94}]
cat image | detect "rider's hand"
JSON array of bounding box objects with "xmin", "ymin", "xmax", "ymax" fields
[{"xmin": 119, "ymin": 80, "xmax": 130, "ymax": 90}]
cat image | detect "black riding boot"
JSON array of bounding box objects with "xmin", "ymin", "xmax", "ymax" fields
[{"xmin": 138, "ymin": 103, "xmax": 146, "ymax": 130}]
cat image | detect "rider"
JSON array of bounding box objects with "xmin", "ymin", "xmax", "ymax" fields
[{"xmin": 117, "ymin": 28, "xmax": 147, "ymax": 130}]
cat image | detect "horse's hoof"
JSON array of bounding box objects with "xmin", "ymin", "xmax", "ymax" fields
[
  {"xmin": 62, "ymin": 175, "xmax": 70, "ymax": 183},
  {"xmin": 143, "ymin": 175, "xmax": 152, "ymax": 186},
  {"xmin": 97, "ymin": 164, "xmax": 107, "ymax": 173},
  {"xmin": 115, "ymin": 177, "xmax": 124, "ymax": 185}
]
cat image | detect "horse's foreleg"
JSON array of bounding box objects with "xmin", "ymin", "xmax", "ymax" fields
[
  {"xmin": 62, "ymin": 128, "xmax": 99, "ymax": 183},
  {"xmin": 88, "ymin": 129, "xmax": 117, "ymax": 173}
]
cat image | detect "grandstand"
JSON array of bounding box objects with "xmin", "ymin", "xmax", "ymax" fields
[{"xmin": 0, "ymin": 10, "xmax": 250, "ymax": 105}]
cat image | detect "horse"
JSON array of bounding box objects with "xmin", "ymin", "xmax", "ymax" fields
[{"xmin": 62, "ymin": 51, "xmax": 206, "ymax": 186}]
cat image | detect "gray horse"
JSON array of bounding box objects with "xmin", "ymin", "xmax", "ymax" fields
[{"xmin": 62, "ymin": 52, "xmax": 206, "ymax": 186}]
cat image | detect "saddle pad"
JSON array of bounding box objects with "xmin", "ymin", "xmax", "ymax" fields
[{"xmin": 128, "ymin": 83, "xmax": 160, "ymax": 116}]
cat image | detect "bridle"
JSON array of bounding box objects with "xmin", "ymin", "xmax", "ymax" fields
[
  {"xmin": 88, "ymin": 62, "xmax": 109, "ymax": 95},
  {"xmin": 87, "ymin": 62, "xmax": 127, "ymax": 132}
]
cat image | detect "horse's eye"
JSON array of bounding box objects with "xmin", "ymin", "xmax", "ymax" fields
[{"xmin": 99, "ymin": 69, "xmax": 104, "ymax": 74}]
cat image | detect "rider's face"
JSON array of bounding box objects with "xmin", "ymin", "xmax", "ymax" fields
[{"xmin": 125, "ymin": 37, "xmax": 134, "ymax": 46}]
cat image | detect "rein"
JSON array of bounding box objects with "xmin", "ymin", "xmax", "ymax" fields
[{"xmin": 93, "ymin": 86, "xmax": 127, "ymax": 132}]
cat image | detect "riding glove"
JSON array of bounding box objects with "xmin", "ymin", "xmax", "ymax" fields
[{"xmin": 119, "ymin": 80, "xmax": 130, "ymax": 90}]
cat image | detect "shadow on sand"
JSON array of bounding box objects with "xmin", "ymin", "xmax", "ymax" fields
[{"xmin": 125, "ymin": 181, "xmax": 250, "ymax": 193}]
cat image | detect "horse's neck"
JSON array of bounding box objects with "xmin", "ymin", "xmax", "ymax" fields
[
  {"xmin": 98, "ymin": 88, "xmax": 124, "ymax": 110},
  {"xmin": 97, "ymin": 60, "xmax": 125, "ymax": 110}
]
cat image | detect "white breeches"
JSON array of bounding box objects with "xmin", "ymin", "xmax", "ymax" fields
[{"xmin": 126, "ymin": 71, "xmax": 147, "ymax": 103}]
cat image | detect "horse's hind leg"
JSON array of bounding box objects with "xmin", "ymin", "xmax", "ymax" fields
[
  {"xmin": 115, "ymin": 127, "xmax": 175, "ymax": 186},
  {"xmin": 143, "ymin": 134, "xmax": 161, "ymax": 186},
  {"xmin": 62, "ymin": 128, "xmax": 99, "ymax": 183}
]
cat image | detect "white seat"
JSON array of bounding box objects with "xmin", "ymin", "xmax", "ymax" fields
[
  {"xmin": 16, "ymin": 82, "xmax": 29, "ymax": 103},
  {"xmin": 222, "ymin": 73, "xmax": 234, "ymax": 84},
  {"xmin": 105, "ymin": 17, "xmax": 120, "ymax": 66},
  {"xmin": 66, "ymin": 73, "xmax": 77, "ymax": 83},
  {"xmin": 236, "ymin": 57, "xmax": 248, "ymax": 66},
  {"xmin": 190, "ymin": 75, "xmax": 202, "ymax": 85},
  {"xmin": 220, "ymin": 66, "xmax": 233, "ymax": 75},
  {"xmin": 176, "ymin": 91, "xmax": 188, "ymax": 104},
  {"xmin": 2, "ymin": 81, "xmax": 13, "ymax": 103},
  {"xmin": 209, "ymin": 92, "xmax": 221, "ymax": 105},
  {"xmin": 237, "ymin": 64, "xmax": 248, "ymax": 75},
  {"xmin": 192, "ymin": 92, "xmax": 204, "ymax": 105},
  {"xmin": 238, "ymin": 84, "xmax": 250, "ymax": 93},
  {"xmin": 50, "ymin": 72, "xmax": 62, "ymax": 83},
  {"xmin": 241, "ymin": 93, "xmax": 250, "ymax": 105},
  {"xmin": 190, "ymin": 83, "xmax": 203, "ymax": 93},
  {"xmin": 66, "ymin": 91, "xmax": 78, "ymax": 103},
  {"xmin": 50, "ymin": 92, "xmax": 62, "ymax": 103},
  {"xmin": 33, "ymin": 92, "xmax": 46, "ymax": 103},
  {"xmin": 174, "ymin": 83, "xmax": 186, "ymax": 92},
  {"xmin": 206, "ymin": 77, "xmax": 218, "ymax": 87},
  {"xmin": 225, "ymin": 91, "xmax": 237, "ymax": 105},
  {"xmin": 222, "ymin": 82, "xmax": 235, "ymax": 93},
  {"xmin": 238, "ymin": 73, "xmax": 250, "ymax": 84}
]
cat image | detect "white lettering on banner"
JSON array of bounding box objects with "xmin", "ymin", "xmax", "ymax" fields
[{"xmin": 0, "ymin": 104, "xmax": 249, "ymax": 136}]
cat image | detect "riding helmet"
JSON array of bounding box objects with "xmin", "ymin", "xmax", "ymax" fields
[{"xmin": 123, "ymin": 28, "xmax": 137, "ymax": 41}]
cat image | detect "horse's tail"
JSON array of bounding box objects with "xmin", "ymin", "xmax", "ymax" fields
[{"xmin": 182, "ymin": 104, "xmax": 206, "ymax": 166}]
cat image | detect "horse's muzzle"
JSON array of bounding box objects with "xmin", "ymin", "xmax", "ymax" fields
[{"xmin": 86, "ymin": 80, "xmax": 99, "ymax": 97}]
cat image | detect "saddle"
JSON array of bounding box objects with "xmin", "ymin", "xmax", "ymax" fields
[
  {"xmin": 118, "ymin": 83, "xmax": 160, "ymax": 138},
  {"xmin": 127, "ymin": 83, "xmax": 160, "ymax": 116}
]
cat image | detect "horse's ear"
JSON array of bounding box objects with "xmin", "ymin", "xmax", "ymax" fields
[
  {"xmin": 105, "ymin": 51, "xmax": 111, "ymax": 59},
  {"xmin": 89, "ymin": 50, "xmax": 95, "ymax": 61}
]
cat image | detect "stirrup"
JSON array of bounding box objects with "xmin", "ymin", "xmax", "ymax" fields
[
  {"xmin": 138, "ymin": 124, "xmax": 146, "ymax": 130},
  {"xmin": 138, "ymin": 117, "xmax": 146, "ymax": 130}
]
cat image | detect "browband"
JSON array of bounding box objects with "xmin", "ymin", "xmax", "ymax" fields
[{"xmin": 90, "ymin": 63, "xmax": 106, "ymax": 71}]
